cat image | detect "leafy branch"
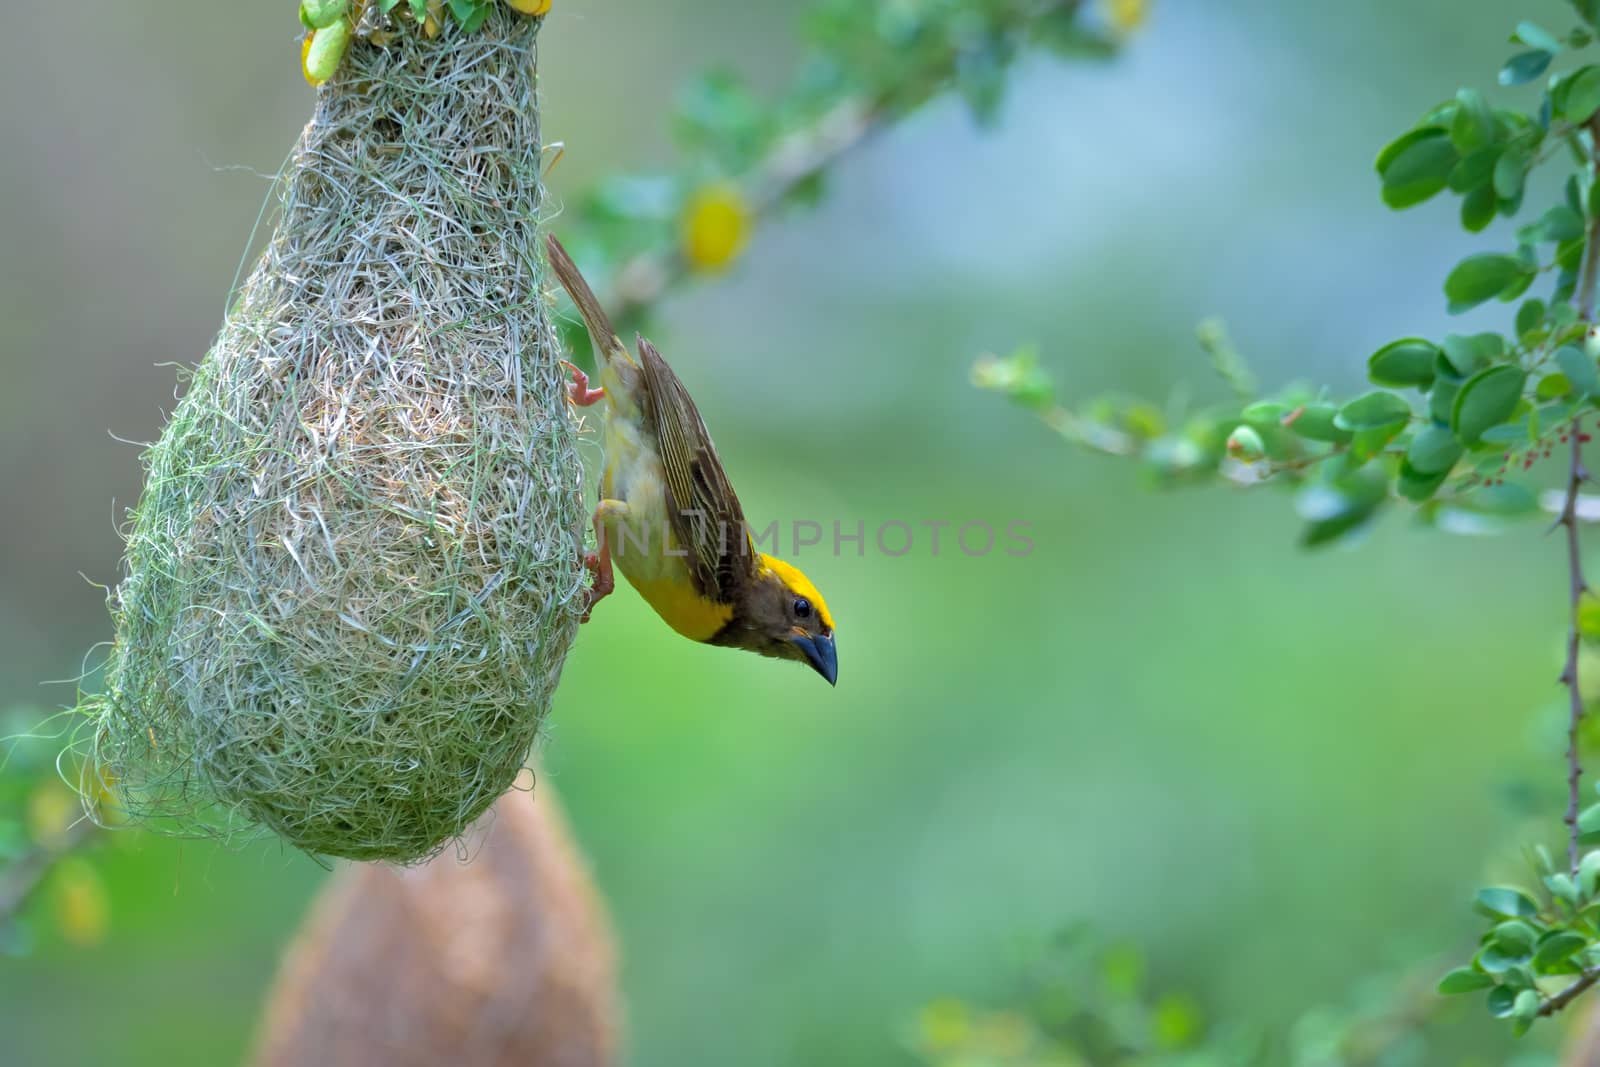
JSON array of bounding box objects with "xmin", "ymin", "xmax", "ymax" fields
[
  {"xmin": 977, "ymin": 5, "xmax": 1600, "ymax": 1034},
  {"xmin": 554, "ymin": 0, "xmax": 1128, "ymax": 345}
]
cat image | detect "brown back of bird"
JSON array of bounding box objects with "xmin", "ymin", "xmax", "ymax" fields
[{"xmin": 250, "ymin": 789, "xmax": 618, "ymax": 1067}]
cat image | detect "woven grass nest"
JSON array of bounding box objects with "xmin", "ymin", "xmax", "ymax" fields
[{"xmin": 82, "ymin": 7, "xmax": 586, "ymax": 862}]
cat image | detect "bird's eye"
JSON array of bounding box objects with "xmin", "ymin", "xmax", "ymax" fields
[{"xmin": 793, "ymin": 597, "xmax": 812, "ymax": 619}]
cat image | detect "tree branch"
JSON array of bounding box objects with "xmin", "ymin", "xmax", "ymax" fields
[
  {"xmin": 1544, "ymin": 968, "xmax": 1600, "ymax": 1019},
  {"xmin": 1559, "ymin": 115, "xmax": 1600, "ymax": 878},
  {"xmin": 602, "ymin": 0, "xmax": 1088, "ymax": 328}
]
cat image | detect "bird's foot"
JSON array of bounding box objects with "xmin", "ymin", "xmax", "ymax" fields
[
  {"xmin": 579, "ymin": 548, "xmax": 614, "ymax": 623},
  {"xmin": 561, "ymin": 360, "xmax": 606, "ymax": 407}
]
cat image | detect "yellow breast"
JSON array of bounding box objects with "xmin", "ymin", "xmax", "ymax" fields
[
  {"xmin": 599, "ymin": 398, "xmax": 733, "ymax": 643},
  {"xmin": 625, "ymin": 572, "xmax": 734, "ymax": 641}
]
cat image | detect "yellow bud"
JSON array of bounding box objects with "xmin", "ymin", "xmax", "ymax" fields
[
  {"xmin": 424, "ymin": 0, "xmax": 443, "ymax": 38},
  {"xmin": 52, "ymin": 859, "xmax": 109, "ymax": 948},
  {"xmin": 303, "ymin": 19, "xmax": 351, "ymax": 87},
  {"xmin": 917, "ymin": 998, "xmax": 972, "ymax": 1051},
  {"xmin": 300, "ymin": 0, "xmax": 348, "ymax": 30},
  {"xmin": 26, "ymin": 780, "xmax": 78, "ymax": 851},
  {"xmin": 302, "ymin": 32, "xmax": 316, "ymax": 87},
  {"xmin": 681, "ymin": 183, "xmax": 751, "ymax": 272},
  {"xmin": 1105, "ymin": 0, "xmax": 1149, "ymax": 33},
  {"xmin": 506, "ymin": 0, "xmax": 553, "ymax": 14}
]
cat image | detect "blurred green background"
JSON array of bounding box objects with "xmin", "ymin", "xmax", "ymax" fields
[{"xmin": 1, "ymin": 0, "xmax": 1592, "ymax": 1063}]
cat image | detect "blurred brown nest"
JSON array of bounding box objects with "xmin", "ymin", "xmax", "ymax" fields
[
  {"xmin": 80, "ymin": 7, "xmax": 586, "ymax": 862},
  {"xmin": 251, "ymin": 788, "xmax": 619, "ymax": 1067}
]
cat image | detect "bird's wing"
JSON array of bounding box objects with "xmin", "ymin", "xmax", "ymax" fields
[{"xmin": 637, "ymin": 337, "xmax": 756, "ymax": 605}]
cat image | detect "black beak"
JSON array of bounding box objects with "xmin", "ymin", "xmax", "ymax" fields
[{"xmin": 791, "ymin": 632, "xmax": 838, "ymax": 686}]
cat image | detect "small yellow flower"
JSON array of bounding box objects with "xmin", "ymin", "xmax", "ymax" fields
[
  {"xmin": 53, "ymin": 859, "xmax": 109, "ymax": 948},
  {"xmin": 1105, "ymin": 0, "xmax": 1149, "ymax": 34},
  {"xmin": 681, "ymin": 183, "xmax": 751, "ymax": 273},
  {"xmin": 506, "ymin": 0, "xmax": 553, "ymax": 15},
  {"xmin": 917, "ymin": 998, "xmax": 973, "ymax": 1051},
  {"xmin": 26, "ymin": 780, "xmax": 78, "ymax": 851}
]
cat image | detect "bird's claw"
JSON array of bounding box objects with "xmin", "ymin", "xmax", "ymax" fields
[
  {"xmin": 562, "ymin": 360, "xmax": 606, "ymax": 407},
  {"xmin": 578, "ymin": 548, "xmax": 614, "ymax": 623}
]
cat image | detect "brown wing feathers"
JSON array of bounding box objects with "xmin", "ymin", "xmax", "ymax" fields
[{"xmin": 637, "ymin": 338, "xmax": 755, "ymax": 605}]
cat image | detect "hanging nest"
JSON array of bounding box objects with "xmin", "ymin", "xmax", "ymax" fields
[{"xmin": 81, "ymin": 6, "xmax": 586, "ymax": 862}]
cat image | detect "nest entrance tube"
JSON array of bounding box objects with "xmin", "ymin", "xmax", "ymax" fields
[{"xmin": 88, "ymin": 9, "xmax": 585, "ymax": 862}]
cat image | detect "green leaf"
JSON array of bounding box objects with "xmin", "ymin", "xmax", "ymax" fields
[
  {"xmin": 1501, "ymin": 50, "xmax": 1554, "ymax": 86},
  {"xmin": 1475, "ymin": 482, "xmax": 1539, "ymax": 515},
  {"xmin": 1226, "ymin": 425, "xmax": 1266, "ymax": 461},
  {"xmin": 1580, "ymin": 850, "xmax": 1600, "ymax": 898},
  {"xmin": 1539, "ymin": 373, "xmax": 1574, "ymax": 400},
  {"xmin": 1495, "ymin": 142, "xmax": 1535, "ymax": 200},
  {"xmin": 1579, "ymin": 802, "xmax": 1600, "ymax": 843},
  {"xmin": 1452, "ymin": 88, "xmax": 1497, "ymax": 151},
  {"xmin": 1548, "ymin": 872, "xmax": 1581, "ymax": 906},
  {"xmin": 1462, "ymin": 185, "xmax": 1498, "ymax": 232},
  {"xmin": 1450, "ymin": 145, "xmax": 1504, "ymax": 192},
  {"xmin": 1445, "ymin": 254, "xmax": 1536, "ymax": 311},
  {"xmin": 1284, "ymin": 404, "xmax": 1352, "ymax": 444},
  {"xmin": 1407, "ymin": 425, "xmax": 1463, "ymax": 474},
  {"xmin": 1368, "ymin": 338, "xmax": 1440, "ymax": 388},
  {"xmin": 1488, "ymin": 984, "xmax": 1518, "ymax": 1018},
  {"xmin": 1516, "ymin": 21, "xmax": 1566, "ymax": 54},
  {"xmin": 1534, "ymin": 931, "xmax": 1587, "ymax": 970},
  {"xmin": 1580, "ymin": 591, "xmax": 1600, "ymax": 642},
  {"xmin": 1398, "ymin": 458, "xmax": 1450, "ymax": 501},
  {"xmin": 1453, "ymin": 366, "xmax": 1528, "ymax": 443},
  {"xmin": 1297, "ymin": 474, "xmax": 1387, "ymax": 548},
  {"xmin": 1241, "ymin": 401, "xmax": 1290, "ymax": 426},
  {"xmin": 1335, "ymin": 391, "xmax": 1412, "ymax": 432},
  {"xmin": 1480, "ymin": 944, "xmax": 1531, "ymax": 973},
  {"xmin": 1379, "ymin": 130, "xmax": 1457, "ymax": 209},
  {"xmin": 1438, "ymin": 967, "xmax": 1495, "ymax": 994},
  {"xmin": 1494, "ymin": 921, "xmax": 1541, "ymax": 954},
  {"xmin": 1478, "ymin": 887, "xmax": 1540, "ymax": 919},
  {"xmin": 1534, "ymin": 205, "xmax": 1587, "ymax": 243},
  {"xmin": 1518, "ymin": 298, "xmax": 1548, "ymax": 337},
  {"xmin": 1568, "ymin": 65, "xmax": 1600, "ymax": 124},
  {"xmin": 1350, "ymin": 423, "xmax": 1403, "ymax": 463},
  {"xmin": 1559, "ymin": 345, "xmax": 1600, "ymax": 397},
  {"xmin": 1430, "ymin": 379, "xmax": 1461, "ymax": 424}
]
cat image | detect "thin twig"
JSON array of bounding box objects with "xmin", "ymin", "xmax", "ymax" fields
[
  {"xmin": 0, "ymin": 818, "xmax": 99, "ymax": 929},
  {"xmin": 1559, "ymin": 116, "xmax": 1600, "ymax": 879},
  {"xmin": 1563, "ymin": 428, "xmax": 1591, "ymax": 877},
  {"xmin": 603, "ymin": 0, "xmax": 1084, "ymax": 327},
  {"xmin": 1545, "ymin": 968, "xmax": 1600, "ymax": 1019}
]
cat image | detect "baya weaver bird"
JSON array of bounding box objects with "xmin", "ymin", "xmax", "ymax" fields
[{"xmin": 546, "ymin": 235, "xmax": 838, "ymax": 686}]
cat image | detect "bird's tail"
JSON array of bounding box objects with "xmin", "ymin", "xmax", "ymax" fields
[{"xmin": 545, "ymin": 234, "xmax": 629, "ymax": 369}]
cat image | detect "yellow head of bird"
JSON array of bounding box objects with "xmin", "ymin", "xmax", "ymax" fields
[{"xmin": 728, "ymin": 553, "xmax": 837, "ymax": 685}]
